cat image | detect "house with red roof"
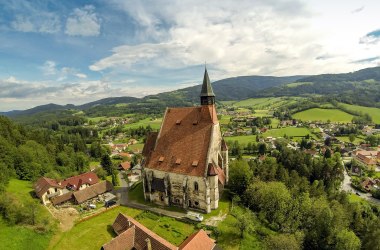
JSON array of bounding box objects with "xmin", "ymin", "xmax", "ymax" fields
[
  {"xmin": 34, "ymin": 172, "xmax": 100, "ymax": 205},
  {"xmin": 102, "ymin": 213, "xmax": 218, "ymax": 250},
  {"xmin": 142, "ymin": 70, "xmax": 228, "ymax": 213}
]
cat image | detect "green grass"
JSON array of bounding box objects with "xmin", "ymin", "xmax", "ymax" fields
[
  {"xmin": 225, "ymin": 135, "xmax": 257, "ymax": 145},
  {"xmin": 263, "ymin": 127, "xmax": 315, "ymax": 138},
  {"xmin": 128, "ymin": 182, "xmax": 148, "ymax": 204},
  {"xmin": 124, "ymin": 118, "xmax": 162, "ymax": 130},
  {"xmin": 220, "ymin": 115, "xmax": 232, "ymax": 125},
  {"xmin": 335, "ymin": 136, "xmax": 363, "ymax": 145},
  {"xmin": 50, "ymin": 206, "xmax": 195, "ymax": 249},
  {"xmin": 0, "ymin": 180, "xmax": 55, "ymax": 250},
  {"xmin": 49, "ymin": 206, "xmax": 142, "ymax": 250},
  {"xmin": 339, "ymin": 103, "xmax": 380, "ymax": 124},
  {"xmin": 135, "ymin": 212, "xmax": 195, "ymax": 245},
  {"xmin": 128, "ymin": 143, "xmax": 144, "ymax": 152},
  {"xmin": 293, "ymin": 108, "xmax": 355, "ymax": 123},
  {"xmin": 252, "ymin": 110, "xmax": 271, "ymax": 117},
  {"xmin": 203, "ymin": 192, "xmax": 230, "ymax": 220},
  {"xmin": 0, "ymin": 218, "xmax": 53, "ymax": 250},
  {"xmin": 234, "ymin": 97, "xmax": 281, "ymax": 108},
  {"xmin": 87, "ymin": 116, "xmax": 107, "ymax": 122}
]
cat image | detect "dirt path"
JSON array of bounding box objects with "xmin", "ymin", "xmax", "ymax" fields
[
  {"xmin": 50, "ymin": 206, "xmax": 79, "ymax": 232},
  {"xmin": 204, "ymin": 211, "xmax": 227, "ymax": 227}
]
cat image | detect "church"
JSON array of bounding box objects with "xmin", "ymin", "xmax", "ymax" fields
[{"xmin": 141, "ymin": 69, "xmax": 228, "ymax": 213}]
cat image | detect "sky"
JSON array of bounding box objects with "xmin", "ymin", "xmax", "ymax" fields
[{"xmin": 0, "ymin": 0, "xmax": 379, "ymax": 111}]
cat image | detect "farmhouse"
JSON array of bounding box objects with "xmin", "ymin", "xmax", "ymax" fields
[
  {"xmin": 102, "ymin": 213, "xmax": 217, "ymax": 250},
  {"xmin": 353, "ymin": 149, "xmax": 380, "ymax": 170},
  {"xmin": 142, "ymin": 69, "xmax": 228, "ymax": 213},
  {"xmin": 34, "ymin": 172, "xmax": 100, "ymax": 205}
]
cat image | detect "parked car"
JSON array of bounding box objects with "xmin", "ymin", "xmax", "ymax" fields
[
  {"xmin": 186, "ymin": 211, "xmax": 203, "ymax": 222},
  {"xmin": 88, "ymin": 204, "xmax": 96, "ymax": 209},
  {"xmin": 356, "ymin": 192, "xmax": 361, "ymax": 196},
  {"xmin": 105, "ymin": 200, "xmax": 117, "ymax": 208}
]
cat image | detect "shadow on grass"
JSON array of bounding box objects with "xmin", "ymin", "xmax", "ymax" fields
[{"xmin": 107, "ymin": 224, "xmax": 117, "ymax": 237}]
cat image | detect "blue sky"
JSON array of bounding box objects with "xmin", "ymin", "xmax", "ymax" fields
[{"xmin": 0, "ymin": 0, "xmax": 379, "ymax": 111}]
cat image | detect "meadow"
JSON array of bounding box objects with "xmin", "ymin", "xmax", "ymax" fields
[
  {"xmin": 339, "ymin": 103, "xmax": 380, "ymax": 124},
  {"xmin": 293, "ymin": 108, "xmax": 354, "ymax": 123},
  {"xmin": 123, "ymin": 117, "xmax": 162, "ymax": 130}
]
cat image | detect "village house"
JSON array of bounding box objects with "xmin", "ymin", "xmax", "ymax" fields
[
  {"xmin": 353, "ymin": 149, "xmax": 380, "ymax": 170},
  {"xmin": 102, "ymin": 213, "xmax": 218, "ymax": 250},
  {"xmin": 141, "ymin": 69, "xmax": 228, "ymax": 213},
  {"xmin": 34, "ymin": 172, "xmax": 102, "ymax": 205}
]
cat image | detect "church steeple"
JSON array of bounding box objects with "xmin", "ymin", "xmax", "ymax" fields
[{"xmin": 200, "ymin": 68, "xmax": 215, "ymax": 105}]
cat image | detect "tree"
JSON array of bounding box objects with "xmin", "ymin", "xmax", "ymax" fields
[
  {"xmin": 0, "ymin": 162, "xmax": 10, "ymax": 193},
  {"xmin": 101, "ymin": 154, "xmax": 113, "ymax": 175},
  {"xmin": 324, "ymin": 137, "xmax": 331, "ymax": 146},
  {"xmin": 324, "ymin": 148, "xmax": 332, "ymax": 158},
  {"xmin": 348, "ymin": 134, "xmax": 356, "ymax": 143},
  {"xmin": 233, "ymin": 208, "xmax": 254, "ymax": 238},
  {"xmin": 258, "ymin": 142, "xmax": 267, "ymax": 155},
  {"xmin": 265, "ymin": 234, "xmax": 301, "ymax": 250},
  {"xmin": 335, "ymin": 229, "xmax": 361, "ymax": 250},
  {"xmin": 229, "ymin": 160, "xmax": 253, "ymax": 195}
]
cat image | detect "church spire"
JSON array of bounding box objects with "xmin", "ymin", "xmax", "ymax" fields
[{"xmin": 200, "ymin": 67, "xmax": 215, "ymax": 105}]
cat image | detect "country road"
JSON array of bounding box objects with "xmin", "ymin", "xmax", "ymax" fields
[{"xmin": 342, "ymin": 167, "xmax": 380, "ymax": 205}]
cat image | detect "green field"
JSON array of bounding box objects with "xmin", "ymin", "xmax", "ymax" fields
[
  {"xmin": 263, "ymin": 127, "xmax": 315, "ymax": 139},
  {"xmin": 0, "ymin": 218, "xmax": 53, "ymax": 250},
  {"xmin": 220, "ymin": 115, "xmax": 232, "ymax": 125},
  {"xmin": 225, "ymin": 135, "xmax": 257, "ymax": 145},
  {"xmin": 293, "ymin": 108, "xmax": 354, "ymax": 123},
  {"xmin": 0, "ymin": 180, "xmax": 55, "ymax": 250},
  {"xmin": 233, "ymin": 97, "xmax": 303, "ymax": 110},
  {"xmin": 339, "ymin": 103, "xmax": 380, "ymax": 124},
  {"xmin": 124, "ymin": 118, "xmax": 162, "ymax": 130}
]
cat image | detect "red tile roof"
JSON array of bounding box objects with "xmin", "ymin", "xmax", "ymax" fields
[
  {"xmin": 60, "ymin": 172, "xmax": 99, "ymax": 191},
  {"xmin": 102, "ymin": 226, "xmax": 135, "ymax": 250},
  {"xmin": 179, "ymin": 229, "xmax": 215, "ymax": 250},
  {"xmin": 145, "ymin": 105, "xmax": 218, "ymax": 177},
  {"xmin": 119, "ymin": 161, "xmax": 132, "ymax": 171},
  {"xmin": 142, "ymin": 132, "xmax": 158, "ymax": 158},
  {"xmin": 51, "ymin": 192, "xmax": 74, "ymax": 206},
  {"xmin": 73, "ymin": 181, "xmax": 113, "ymax": 204},
  {"xmin": 106, "ymin": 213, "xmax": 177, "ymax": 250},
  {"xmin": 34, "ymin": 177, "xmax": 62, "ymax": 198}
]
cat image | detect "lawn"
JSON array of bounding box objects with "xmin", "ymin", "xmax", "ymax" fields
[
  {"xmin": 293, "ymin": 108, "xmax": 355, "ymax": 123},
  {"xmin": 225, "ymin": 135, "xmax": 257, "ymax": 145},
  {"xmin": 252, "ymin": 109, "xmax": 271, "ymax": 117},
  {"xmin": 339, "ymin": 103, "xmax": 380, "ymax": 124},
  {"xmin": 263, "ymin": 127, "xmax": 315, "ymax": 139},
  {"xmin": 124, "ymin": 118, "xmax": 162, "ymax": 130},
  {"xmin": 49, "ymin": 206, "xmax": 195, "ymax": 249},
  {"xmin": 234, "ymin": 97, "xmax": 282, "ymax": 108},
  {"xmin": 203, "ymin": 191, "xmax": 230, "ymax": 220},
  {"xmin": 335, "ymin": 136, "xmax": 364, "ymax": 145}
]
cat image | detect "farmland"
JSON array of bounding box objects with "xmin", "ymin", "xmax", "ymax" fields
[{"xmin": 293, "ymin": 108, "xmax": 354, "ymax": 123}]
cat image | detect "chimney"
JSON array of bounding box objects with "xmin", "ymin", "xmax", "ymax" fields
[{"xmin": 145, "ymin": 238, "xmax": 152, "ymax": 250}]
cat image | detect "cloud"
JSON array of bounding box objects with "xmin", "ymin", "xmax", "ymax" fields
[
  {"xmin": 360, "ymin": 29, "xmax": 380, "ymax": 45},
  {"xmin": 65, "ymin": 5, "xmax": 101, "ymax": 37},
  {"xmin": 351, "ymin": 56, "xmax": 380, "ymax": 64},
  {"xmin": 351, "ymin": 6, "xmax": 365, "ymax": 14},
  {"xmin": 0, "ymin": 76, "xmax": 176, "ymax": 111},
  {"xmin": 40, "ymin": 60, "xmax": 87, "ymax": 80},
  {"xmin": 11, "ymin": 13, "xmax": 61, "ymax": 33}
]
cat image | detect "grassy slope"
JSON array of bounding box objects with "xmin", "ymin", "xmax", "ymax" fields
[
  {"xmin": 293, "ymin": 108, "xmax": 354, "ymax": 123},
  {"xmin": 339, "ymin": 103, "xmax": 380, "ymax": 124},
  {"xmin": 263, "ymin": 127, "xmax": 315, "ymax": 138},
  {"xmin": 0, "ymin": 179, "xmax": 54, "ymax": 250}
]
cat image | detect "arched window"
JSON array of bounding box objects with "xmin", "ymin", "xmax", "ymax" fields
[{"xmin": 194, "ymin": 182, "xmax": 199, "ymax": 191}]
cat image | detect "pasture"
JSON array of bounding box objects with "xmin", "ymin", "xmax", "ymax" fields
[
  {"xmin": 339, "ymin": 103, "xmax": 380, "ymax": 124},
  {"xmin": 293, "ymin": 108, "xmax": 354, "ymax": 123}
]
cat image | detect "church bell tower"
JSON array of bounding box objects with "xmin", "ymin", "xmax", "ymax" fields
[{"xmin": 200, "ymin": 68, "xmax": 215, "ymax": 105}]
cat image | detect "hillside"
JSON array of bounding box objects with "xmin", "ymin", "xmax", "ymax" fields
[
  {"xmin": 256, "ymin": 67, "xmax": 380, "ymax": 107},
  {"xmin": 2, "ymin": 66, "xmax": 380, "ymax": 121}
]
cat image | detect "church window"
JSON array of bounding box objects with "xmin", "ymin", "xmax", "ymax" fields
[
  {"xmin": 160, "ymin": 195, "xmax": 164, "ymax": 201},
  {"xmin": 195, "ymin": 201, "xmax": 199, "ymax": 206},
  {"xmin": 194, "ymin": 182, "xmax": 199, "ymax": 191}
]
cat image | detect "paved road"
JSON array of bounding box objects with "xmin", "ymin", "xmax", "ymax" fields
[{"xmin": 342, "ymin": 167, "xmax": 380, "ymax": 205}]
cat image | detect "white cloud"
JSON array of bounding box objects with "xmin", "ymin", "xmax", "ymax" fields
[
  {"xmin": 40, "ymin": 60, "xmax": 88, "ymax": 81},
  {"xmin": 90, "ymin": 0, "xmax": 380, "ymax": 79},
  {"xmin": 65, "ymin": 5, "xmax": 101, "ymax": 37},
  {"xmin": 11, "ymin": 13, "xmax": 61, "ymax": 33}
]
